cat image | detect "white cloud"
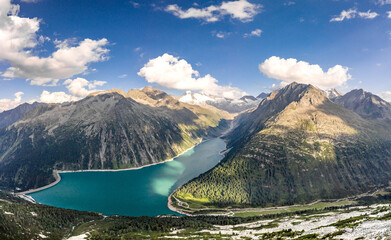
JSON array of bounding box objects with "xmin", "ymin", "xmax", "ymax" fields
[
  {"xmin": 138, "ymin": 53, "xmax": 246, "ymax": 99},
  {"xmin": 63, "ymin": 77, "xmax": 106, "ymax": 98},
  {"xmin": 0, "ymin": 0, "xmax": 109, "ymax": 86},
  {"xmin": 212, "ymin": 31, "xmax": 230, "ymax": 38},
  {"xmin": 330, "ymin": 8, "xmax": 378, "ymax": 22},
  {"xmin": 130, "ymin": 1, "xmax": 140, "ymax": 8},
  {"xmin": 387, "ymin": 11, "xmax": 391, "ymax": 18},
  {"xmin": 39, "ymin": 78, "xmax": 106, "ymax": 103},
  {"xmin": 284, "ymin": 1, "xmax": 295, "ymax": 6},
  {"xmin": 330, "ymin": 9, "xmax": 357, "ymax": 22},
  {"xmin": 0, "ymin": 92, "xmax": 23, "ymax": 112},
  {"xmin": 165, "ymin": 0, "xmax": 261, "ymax": 23},
  {"xmin": 118, "ymin": 74, "xmax": 128, "ymax": 78},
  {"xmin": 39, "ymin": 90, "xmax": 78, "ymax": 104},
  {"xmin": 358, "ymin": 10, "xmax": 379, "ymax": 19},
  {"xmin": 244, "ymin": 28, "xmax": 262, "ymax": 37},
  {"xmin": 259, "ymin": 56, "xmax": 352, "ymax": 90},
  {"xmin": 216, "ymin": 33, "xmax": 225, "ymax": 38},
  {"xmin": 377, "ymin": 0, "xmax": 391, "ymax": 5},
  {"xmin": 380, "ymin": 91, "xmax": 391, "ymax": 102}
]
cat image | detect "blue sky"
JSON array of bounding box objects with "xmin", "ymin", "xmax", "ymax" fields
[{"xmin": 0, "ymin": 0, "xmax": 390, "ymax": 111}]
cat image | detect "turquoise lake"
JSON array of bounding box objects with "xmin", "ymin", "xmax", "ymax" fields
[{"xmin": 28, "ymin": 138, "xmax": 226, "ymax": 216}]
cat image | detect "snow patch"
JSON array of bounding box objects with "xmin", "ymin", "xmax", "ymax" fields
[{"xmin": 67, "ymin": 233, "xmax": 88, "ymax": 240}]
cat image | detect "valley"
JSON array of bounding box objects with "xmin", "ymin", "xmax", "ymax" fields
[
  {"xmin": 1, "ymin": 83, "xmax": 391, "ymax": 239},
  {"xmin": 26, "ymin": 138, "xmax": 226, "ymax": 216},
  {"xmin": 173, "ymin": 83, "xmax": 391, "ymax": 210}
]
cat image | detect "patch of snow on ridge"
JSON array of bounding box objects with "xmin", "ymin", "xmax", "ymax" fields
[{"xmin": 67, "ymin": 233, "xmax": 88, "ymax": 240}]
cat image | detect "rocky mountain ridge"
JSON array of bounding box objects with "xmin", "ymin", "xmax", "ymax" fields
[
  {"xmin": 0, "ymin": 102, "xmax": 43, "ymax": 128},
  {"xmin": 174, "ymin": 83, "xmax": 391, "ymax": 207},
  {"xmin": 178, "ymin": 91, "xmax": 267, "ymax": 113},
  {"xmin": 333, "ymin": 89, "xmax": 391, "ymax": 120},
  {"xmin": 0, "ymin": 88, "xmax": 231, "ymax": 192}
]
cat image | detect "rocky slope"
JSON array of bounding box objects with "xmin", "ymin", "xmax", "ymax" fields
[
  {"xmin": 0, "ymin": 88, "xmax": 230, "ymax": 192},
  {"xmin": 0, "ymin": 102, "xmax": 43, "ymax": 128},
  {"xmin": 334, "ymin": 89, "xmax": 391, "ymax": 120},
  {"xmin": 174, "ymin": 83, "xmax": 391, "ymax": 208}
]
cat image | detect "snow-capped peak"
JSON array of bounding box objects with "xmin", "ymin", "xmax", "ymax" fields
[
  {"xmin": 179, "ymin": 91, "xmax": 215, "ymax": 105},
  {"xmin": 325, "ymin": 88, "xmax": 343, "ymax": 100}
]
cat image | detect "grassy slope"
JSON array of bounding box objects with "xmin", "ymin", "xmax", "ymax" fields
[{"xmin": 174, "ymin": 84, "xmax": 391, "ymax": 208}]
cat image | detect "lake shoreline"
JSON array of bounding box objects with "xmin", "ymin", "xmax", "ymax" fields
[
  {"xmin": 16, "ymin": 139, "xmax": 206, "ymax": 196},
  {"xmin": 167, "ymin": 140, "xmax": 231, "ymax": 216}
]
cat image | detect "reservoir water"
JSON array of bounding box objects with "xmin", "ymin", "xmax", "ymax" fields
[{"xmin": 28, "ymin": 138, "xmax": 226, "ymax": 216}]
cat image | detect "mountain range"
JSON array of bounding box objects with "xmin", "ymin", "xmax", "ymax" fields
[
  {"xmin": 0, "ymin": 87, "xmax": 231, "ymax": 191},
  {"xmin": 174, "ymin": 83, "xmax": 391, "ymax": 208},
  {"xmin": 0, "ymin": 102, "xmax": 43, "ymax": 129},
  {"xmin": 178, "ymin": 91, "xmax": 267, "ymax": 113},
  {"xmin": 333, "ymin": 89, "xmax": 391, "ymax": 121},
  {"xmin": 1, "ymin": 83, "xmax": 391, "ymax": 210}
]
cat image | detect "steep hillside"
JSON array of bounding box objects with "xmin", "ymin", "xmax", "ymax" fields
[
  {"xmin": 0, "ymin": 89, "xmax": 230, "ymax": 192},
  {"xmin": 174, "ymin": 83, "xmax": 391, "ymax": 208},
  {"xmin": 334, "ymin": 89, "xmax": 391, "ymax": 120},
  {"xmin": 0, "ymin": 102, "xmax": 43, "ymax": 128}
]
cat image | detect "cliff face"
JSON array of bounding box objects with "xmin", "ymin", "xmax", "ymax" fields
[
  {"xmin": 174, "ymin": 83, "xmax": 391, "ymax": 207},
  {"xmin": 0, "ymin": 90, "xmax": 230, "ymax": 191},
  {"xmin": 0, "ymin": 102, "xmax": 43, "ymax": 128}
]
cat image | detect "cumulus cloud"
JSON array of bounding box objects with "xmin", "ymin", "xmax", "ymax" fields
[
  {"xmin": 330, "ymin": 8, "xmax": 378, "ymax": 22},
  {"xmin": 244, "ymin": 28, "xmax": 262, "ymax": 37},
  {"xmin": 39, "ymin": 78, "xmax": 106, "ymax": 103},
  {"xmin": 0, "ymin": 0, "xmax": 109, "ymax": 86},
  {"xmin": 138, "ymin": 54, "xmax": 246, "ymax": 99},
  {"xmin": 63, "ymin": 77, "xmax": 106, "ymax": 98},
  {"xmin": 39, "ymin": 90, "xmax": 78, "ymax": 104},
  {"xmin": 259, "ymin": 56, "xmax": 352, "ymax": 90},
  {"xmin": 165, "ymin": 0, "xmax": 261, "ymax": 23},
  {"xmin": 380, "ymin": 91, "xmax": 391, "ymax": 102},
  {"xmin": 387, "ymin": 11, "xmax": 391, "ymax": 18},
  {"xmin": 0, "ymin": 92, "xmax": 23, "ymax": 112}
]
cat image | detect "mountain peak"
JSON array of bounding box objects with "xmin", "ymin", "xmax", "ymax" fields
[
  {"xmin": 256, "ymin": 92, "xmax": 269, "ymax": 99},
  {"xmin": 271, "ymin": 83, "xmax": 326, "ymax": 106},
  {"xmin": 334, "ymin": 88, "xmax": 391, "ymax": 120},
  {"xmin": 240, "ymin": 95, "xmax": 257, "ymax": 102},
  {"xmin": 88, "ymin": 89, "xmax": 127, "ymax": 98},
  {"xmin": 324, "ymin": 88, "xmax": 343, "ymax": 100},
  {"xmin": 175, "ymin": 82, "xmax": 391, "ymax": 209}
]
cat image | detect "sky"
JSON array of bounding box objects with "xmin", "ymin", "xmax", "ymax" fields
[{"xmin": 0, "ymin": 0, "xmax": 390, "ymax": 111}]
